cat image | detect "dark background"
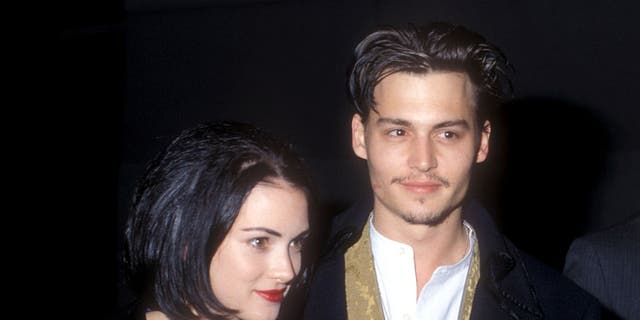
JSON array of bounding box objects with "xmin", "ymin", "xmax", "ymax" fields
[{"xmin": 58, "ymin": 0, "xmax": 639, "ymax": 317}]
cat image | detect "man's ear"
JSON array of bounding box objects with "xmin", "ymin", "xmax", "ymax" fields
[
  {"xmin": 352, "ymin": 114, "xmax": 368, "ymax": 160},
  {"xmin": 476, "ymin": 120, "xmax": 491, "ymax": 163}
]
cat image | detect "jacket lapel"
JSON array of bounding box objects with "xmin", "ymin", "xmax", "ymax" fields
[{"xmin": 465, "ymin": 201, "xmax": 544, "ymax": 319}]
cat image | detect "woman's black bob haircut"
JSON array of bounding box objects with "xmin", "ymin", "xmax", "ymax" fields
[{"xmin": 124, "ymin": 121, "xmax": 314, "ymax": 319}]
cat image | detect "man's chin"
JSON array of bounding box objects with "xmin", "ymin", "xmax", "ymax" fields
[{"xmin": 399, "ymin": 205, "xmax": 454, "ymax": 226}]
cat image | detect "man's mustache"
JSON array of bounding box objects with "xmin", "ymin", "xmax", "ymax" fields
[{"xmin": 391, "ymin": 173, "xmax": 450, "ymax": 187}]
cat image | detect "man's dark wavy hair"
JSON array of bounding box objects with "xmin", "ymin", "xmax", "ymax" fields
[{"xmin": 348, "ymin": 22, "xmax": 513, "ymax": 126}]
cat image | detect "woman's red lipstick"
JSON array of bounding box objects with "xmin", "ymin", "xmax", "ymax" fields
[{"xmin": 255, "ymin": 289, "xmax": 285, "ymax": 302}]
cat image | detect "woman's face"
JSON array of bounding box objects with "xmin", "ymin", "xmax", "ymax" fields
[{"xmin": 209, "ymin": 178, "xmax": 309, "ymax": 320}]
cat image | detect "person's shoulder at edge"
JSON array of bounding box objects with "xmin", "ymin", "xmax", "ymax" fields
[
  {"xmin": 465, "ymin": 200, "xmax": 602, "ymax": 319},
  {"xmin": 570, "ymin": 213, "xmax": 639, "ymax": 249},
  {"xmin": 563, "ymin": 213, "xmax": 640, "ymax": 319},
  {"xmin": 565, "ymin": 213, "xmax": 639, "ymax": 274}
]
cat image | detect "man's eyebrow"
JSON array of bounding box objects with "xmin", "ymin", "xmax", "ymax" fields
[
  {"xmin": 376, "ymin": 118, "xmax": 470, "ymax": 130},
  {"xmin": 241, "ymin": 227, "xmax": 282, "ymax": 237},
  {"xmin": 433, "ymin": 119, "xmax": 470, "ymax": 130},
  {"xmin": 376, "ymin": 117, "xmax": 412, "ymax": 127}
]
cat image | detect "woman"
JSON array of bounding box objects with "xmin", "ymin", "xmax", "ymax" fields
[{"xmin": 123, "ymin": 121, "xmax": 314, "ymax": 320}]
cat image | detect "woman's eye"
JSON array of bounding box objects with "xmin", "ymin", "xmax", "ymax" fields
[
  {"xmin": 290, "ymin": 239, "xmax": 305, "ymax": 252},
  {"xmin": 249, "ymin": 237, "xmax": 269, "ymax": 249}
]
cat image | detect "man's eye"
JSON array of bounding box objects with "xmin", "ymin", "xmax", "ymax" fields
[
  {"xmin": 440, "ymin": 131, "xmax": 457, "ymax": 139},
  {"xmin": 249, "ymin": 237, "xmax": 269, "ymax": 249},
  {"xmin": 388, "ymin": 129, "xmax": 406, "ymax": 136}
]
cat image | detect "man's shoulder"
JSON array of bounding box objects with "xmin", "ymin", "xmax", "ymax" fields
[
  {"xmin": 316, "ymin": 195, "xmax": 373, "ymax": 257},
  {"xmin": 466, "ymin": 203, "xmax": 601, "ymax": 319},
  {"xmin": 518, "ymin": 247, "xmax": 590, "ymax": 293},
  {"xmin": 464, "ymin": 201, "xmax": 591, "ymax": 295},
  {"xmin": 501, "ymin": 238, "xmax": 601, "ymax": 319},
  {"xmin": 328, "ymin": 195, "xmax": 373, "ymax": 234},
  {"xmin": 304, "ymin": 224, "xmax": 350, "ymax": 320},
  {"xmin": 303, "ymin": 197, "xmax": 373, "ymax": 320}
]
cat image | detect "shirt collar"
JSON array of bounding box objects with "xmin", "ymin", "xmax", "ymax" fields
[{"xmin": 369, "ymin": 213, "xmax": 477, "ymax": 272}]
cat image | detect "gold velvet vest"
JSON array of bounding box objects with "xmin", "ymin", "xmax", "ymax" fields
[{"xmin": 344, "ymin": 221, "xmax": 481, "ymax": 320}]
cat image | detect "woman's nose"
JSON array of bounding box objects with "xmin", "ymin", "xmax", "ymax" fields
[{"xmin": 269, "ymin": 248, "xmax": 297, "ymax": 284}]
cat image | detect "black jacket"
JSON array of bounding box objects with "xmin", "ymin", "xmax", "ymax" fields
[{"xmin": 304, "ymin": 196, "xmax": 601, "ymax": 319}]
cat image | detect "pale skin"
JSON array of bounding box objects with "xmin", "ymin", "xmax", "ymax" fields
[
  {"xmin": 352, "ymin": 71, "xmax": 490, "ymax": 296},
  {"xmin": 146, "ymin": 179, "xmax": 309, "ymax": 320},
  {"xmin": 145, "ymin": 311, "xmax": 170, "ymax": 320}
]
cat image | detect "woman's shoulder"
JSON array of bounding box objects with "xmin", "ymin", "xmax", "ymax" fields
[{"xmin": 144, "ymin": 311, "xmax": 170, "ymax": 320}]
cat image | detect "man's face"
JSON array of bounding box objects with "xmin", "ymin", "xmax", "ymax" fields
[{"xmin": 352, "ymin": 71, "xmax": 490, "ymax": 226}]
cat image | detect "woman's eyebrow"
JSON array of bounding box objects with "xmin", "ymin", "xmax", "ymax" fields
[
  {"xmin": 293, "ymin": 229, "xmax": 311, "ymax": 241},
  {"xmin": 241, "ymin": 227, "xmax": 281, "ymax": 237}
]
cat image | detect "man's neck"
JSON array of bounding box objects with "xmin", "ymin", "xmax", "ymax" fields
[{"xmin": 372, "ymin": 206, "xmax": 470, "ymax": 294}]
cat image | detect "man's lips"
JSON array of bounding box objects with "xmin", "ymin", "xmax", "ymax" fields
[
  {"xmin": 400, "ymin": 181, "xmax": 442, "ymax": 193},
  {"xmin": 255, "ymin": 289, "xmax": 285, "ymax": 303}
]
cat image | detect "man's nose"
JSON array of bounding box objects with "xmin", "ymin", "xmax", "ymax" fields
[{"xmin": 408, "ymin": 136, "xmax": 437, "ymax": 172}]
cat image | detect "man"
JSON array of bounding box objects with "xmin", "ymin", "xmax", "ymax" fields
[
  {"xmin": 304, "ymin": 22, "xmax": 600, "ymax": 319},
  {"xmin": 564, "ymin": 213, "xmax": 640, "ymax": 319}
]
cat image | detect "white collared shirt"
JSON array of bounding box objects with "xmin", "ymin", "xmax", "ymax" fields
[{"xmin": 369, "ymin": 216, "xmax": 476, "ymax": 320}]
